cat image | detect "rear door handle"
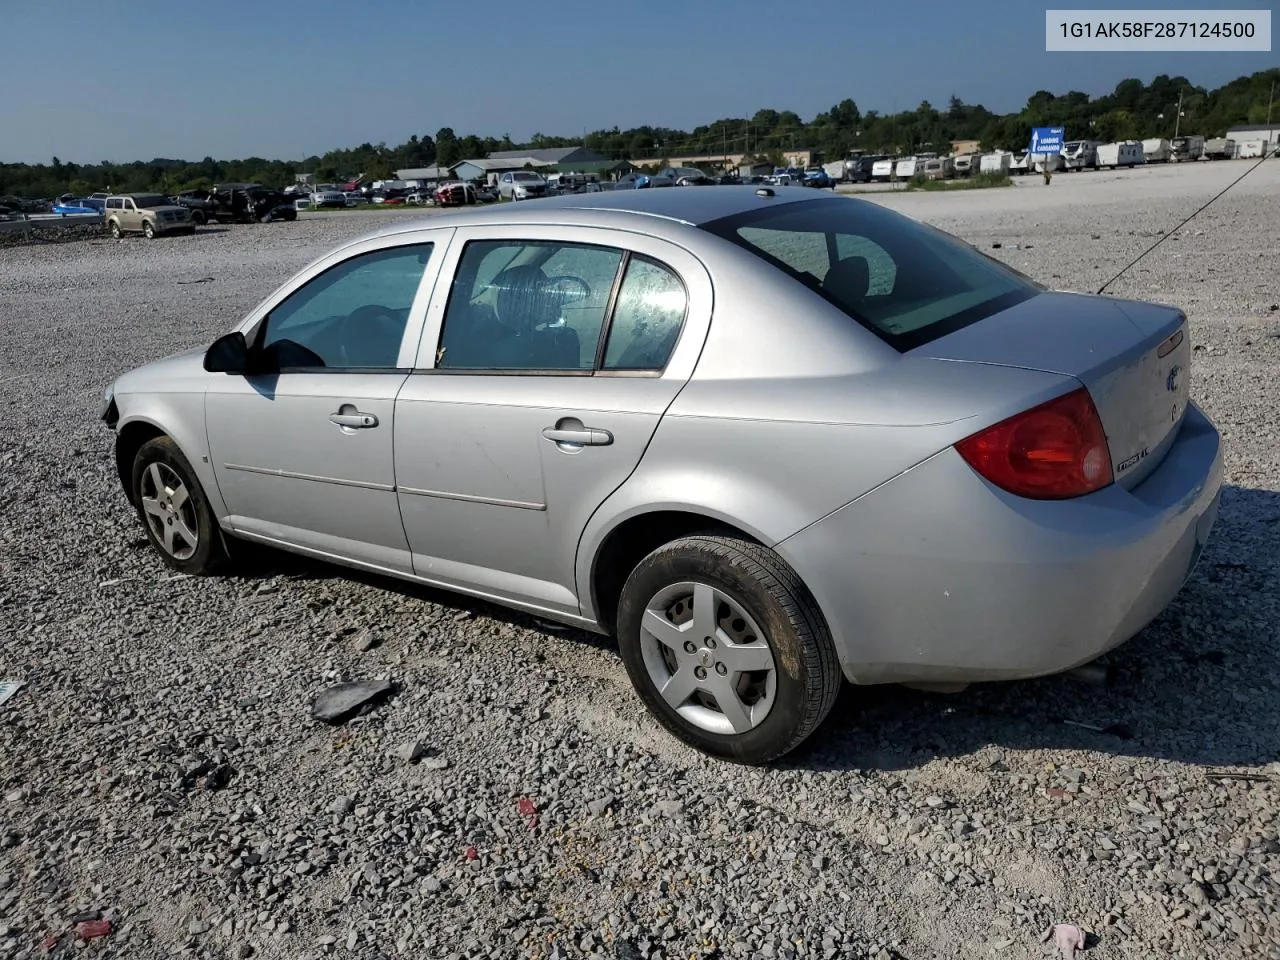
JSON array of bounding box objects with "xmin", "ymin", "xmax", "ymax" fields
[
  {"xmin": 542, "ymin": 424, "xmax": 613, "ymax": 446},
  {"xmin": 330, "ymin": 410, "xmax": 378, "ymax": 429}
]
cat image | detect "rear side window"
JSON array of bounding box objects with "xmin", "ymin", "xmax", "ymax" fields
[{"xmin": 700, "ymin": 197, "xmax": 1042, "ymax": 351}]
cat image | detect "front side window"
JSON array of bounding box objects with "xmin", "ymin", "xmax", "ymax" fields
[
  {"xmin": 437, "ymin": 240, "xmax": 623, "ymax": 371},
  {"xmin": 701, "ymin": 197, "xmax": 1042, "ymax": 350},
  {"xmin": 259, "ymin": 243, "xmax": 433, "ymax": 369}
]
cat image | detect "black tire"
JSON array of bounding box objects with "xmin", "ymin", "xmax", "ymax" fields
[
  {"xmin": 131, "ymin": 436, "xmax": 229, "ymax": 575},
  {"xmin": 143, "ymin": 220, "xmax": 155, "ymax": 239},
  {"xmin": 109, "ymin": 219, "xmax": 122, "ymax": 239},
  {"xmin": 191, "ymin": 210, "xmax": 206, "ymax": 225},
  {"xmin": 615, "ymin": 533, "xmax": 840, "ymax": 765}
]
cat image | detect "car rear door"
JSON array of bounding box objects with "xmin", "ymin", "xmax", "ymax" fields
[{"xmin": 393, "ymin": 224, "xmax": 713, "ymax": 617}]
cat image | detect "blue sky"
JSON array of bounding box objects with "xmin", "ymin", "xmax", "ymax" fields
[{"xmin": 2, "ymin": 0, "xmax": 1274, "ymax": 164}]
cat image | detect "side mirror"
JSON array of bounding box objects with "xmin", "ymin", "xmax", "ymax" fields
[{"xmin": 203, "ymin": 330, "xmax": 249, "ymax": 373}]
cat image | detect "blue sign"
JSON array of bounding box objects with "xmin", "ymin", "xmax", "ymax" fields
[{"xmin": 1029, "ymin": 126, "xmax": 1065, "ymax": 155}]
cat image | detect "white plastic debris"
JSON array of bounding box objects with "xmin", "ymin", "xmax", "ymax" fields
[{"xmin": 0, "ymin": 681, "xmax": 23, "ymax": 708}]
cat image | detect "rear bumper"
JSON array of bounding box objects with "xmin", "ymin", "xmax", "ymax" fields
[{"xmin": 776, "ymin": 402, "xmax": 1224, "ymax": 685}]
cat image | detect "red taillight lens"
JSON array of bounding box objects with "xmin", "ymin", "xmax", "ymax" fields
[{"xmin": 955, "ymin": 387, "xmax": 1113, "ymax": 499}]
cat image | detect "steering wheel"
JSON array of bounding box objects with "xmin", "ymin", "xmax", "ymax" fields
[
  {"xmin": 544, "ymin": 275, "xmax": 591, "ymax": 306},
  {"xmin": 338, "ymin": 305, "xmax": 406, "ymax": 367}
]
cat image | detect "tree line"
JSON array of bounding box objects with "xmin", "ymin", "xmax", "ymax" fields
[{"xmin": 2, "ymin": 69, "xmax": 1275, "ymax": 199}]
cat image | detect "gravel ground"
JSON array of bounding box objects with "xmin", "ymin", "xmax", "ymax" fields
[{"xmin": 1, "ymin": 161, "xmax": 1278, "ymax": 960}]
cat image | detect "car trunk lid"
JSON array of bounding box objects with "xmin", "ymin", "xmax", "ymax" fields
[{"xmin": 914, "ymin": 291, "xmax": 1191, "ymax": 490}]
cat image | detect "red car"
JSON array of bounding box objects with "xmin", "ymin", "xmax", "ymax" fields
[{"xmin": 433, "ymin": 181, "xmax": 477, "ymax": 207}]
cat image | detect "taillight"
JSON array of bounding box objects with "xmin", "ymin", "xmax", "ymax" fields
[{"xmin": 955, "ymin": 387, "xmax": 1113, "ymax": 499}]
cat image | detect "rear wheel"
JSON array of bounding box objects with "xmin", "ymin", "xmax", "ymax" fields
[
  {"xmin": 616, "ymin": 534, "xmax": 840, "ymax": 764},
  {"xmin": 131, "ymin": 437, "xmax": 229, "ymax": 575},
  {"xmin": 191, "ymin": 210, "xmax": 206, "ymax": 225}
]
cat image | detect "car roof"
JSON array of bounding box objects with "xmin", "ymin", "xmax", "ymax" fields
[{"xmin": 353, "ymin": 185, "xmax": 835, "ymax": 246}]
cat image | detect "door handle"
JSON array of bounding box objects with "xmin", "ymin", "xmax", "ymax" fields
[
  {"xmin": 542, "ymin": 423, "xmax": 613, "ymax": 446},
  {"xmin": 330, "ymin": 410, "xmax": 378, "ymax": 429}
]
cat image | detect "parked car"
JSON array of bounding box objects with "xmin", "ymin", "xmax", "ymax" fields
[
  {"xmin": 51, "ymin": 198, "xmax": 102, "ymax": 216},
  {"xmin": 433, "ymin": 181, "xmax": 477, "ymax": 207},
  {"xmin": 802, "ymin": 169, "xmax": 835, "ymax": 189},
  {"xmin": 208, "ymin": 183, "xmax": 298, "ymax": 223},
  {"xmin": 311, "ymin": 190, "xmax": 347, "ymax": 210},
  {"xmin": 474, "ymin": 182, "xmax": 499, "ymax": 203},
  {"xmin": 103, "ymin": 193, "xmax": 195, "ymax": 238},
  {"xmin": 100, "ymin": 188, "xmax": 1222, "ymax": 764},
  {"xmin": 659, "ymin": 167, "xmax": 712, "ymax": 186},
  {"xmin": 498, "ymin": 171, "xmax": 550, "ymax": 201}
]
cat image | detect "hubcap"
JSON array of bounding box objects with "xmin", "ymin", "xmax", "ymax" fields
[
  {"xmin": 140, "ymin": 462, "xmax": 198, "ymax": 560},
  {"xmin": 639, "ymin": 582, "xmax": 777, "ymax": 736}
]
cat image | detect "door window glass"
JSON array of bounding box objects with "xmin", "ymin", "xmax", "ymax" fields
[
  {"xmin": 260, "ymin": 244, "xmax": 433, "ymax": 369},
  {"xmin": 437, "ymin": 240, "xmax": 623, "ymax": 371}
]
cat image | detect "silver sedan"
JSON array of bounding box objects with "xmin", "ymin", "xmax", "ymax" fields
[{"xmin": 100, "ymin": 187, "xmax": 1223, "ymax": 764}]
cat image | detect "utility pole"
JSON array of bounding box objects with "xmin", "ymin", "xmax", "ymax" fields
[{"xmin": 1174, "ymin": 89, "xmax": 1184, "ymax": 139}]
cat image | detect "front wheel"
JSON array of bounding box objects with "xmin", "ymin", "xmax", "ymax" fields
[
  {"xmin": 143, "ymin": 220, "xmax": 155, "ymax": 239},
  {"xmin": 616, "ymin": 534, "xmax": 840, "ymax": 764},
  {"xmin": 109, "ymin": 219, "xmax": 122, "ymax": 239},
  {"xmin": 131, "ymin": 437, "xmax": 229, "ymax": 575}
]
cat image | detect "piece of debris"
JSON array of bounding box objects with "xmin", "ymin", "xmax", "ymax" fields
[
  {"xmin": 311, "ymin": 679, "xmax": 395, "ymax": 723},
  {"xmin": 419, "ymin": 756, "xmax": 450, "ymax": 771},
  {"xmin": 1062, "ymin": 718, "xmax": 1134, "ymax": 740},
  {"xmin": 1065, "ymin": 661, "xmax": 1111, "ymax": 687},
  {"xmin": 352, "ymin": 629, "xmax": 379, "ymax": 652},
  {"xmin": 76, "ymin": 919, "xmax": 112, "ymax": 941},
  {"xmin": 1269, "ymin": 303, "xmax": 1278, "ymax": 311},
  {"xmin": 991, "ymin": 242, "xmax": 1002, "ymax": 249},
  {"xmin": 393, "ymin": 740, "xmax": 425, "ymax": 763},
  {"xmin": 464, "ymin": 845, "xmax": 478, "ymax": 861},
  {"xmin": 0, "ymin": 681, "xmax": 22, "ymax": 709},
  {"xmin": 176, "ymin": 276, "xmax": 215, "ymax": 284},
  {"xmin": 1040, "ymin": 923, "xmax": 1086, "ymax": 960},
  {"xmin": 98, "ymin": 577, "xmax": 139, "ymax": 588}
]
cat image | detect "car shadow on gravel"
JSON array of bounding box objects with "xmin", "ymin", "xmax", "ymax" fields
[
  {"xmin": 790, "ymin": 484, "xmax": 1280, "ymax": 773},
  {"xmin": 219, "ymin": 485, "xmax": 1278, "ymax": 772},
  {"xmin": 224, "ymin": 543, "xmax": 621, "ymax": 656}
]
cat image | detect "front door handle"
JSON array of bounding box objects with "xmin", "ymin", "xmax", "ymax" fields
[
  {"xmin": 542, "ymin": 420, "xmax": 613, "ymax": 446},
  {"xmin": 330, "ymin": 409, "xmax": 378, "ymax": 429}
]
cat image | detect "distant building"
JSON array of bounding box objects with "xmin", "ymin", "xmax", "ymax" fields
[
  {"xmin": 486, "ymin": 146, "xmax": 608, "ymax": 166},
  {"xmin": 450, "ymin": 157, "xmax": 556, "ymax": 183},
  {"xmin": 1224, "ymin": 123, "xmax": 1280, "ymax": 153},
  {"xmin": 949, "ymin": 139, "xmax": 982, "ymax": 156},
  {"xmin": 395, "ymin": 166, "xmax": 451, "ymax": 182}
]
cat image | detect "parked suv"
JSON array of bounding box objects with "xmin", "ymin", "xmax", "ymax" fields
[
  {"xmin": 498, "ymin": 171, "xmax": 549, "ymax": 200},
  {"xmin": 104, "ymin": 194, "xmax": 195, "ymax": 238}
]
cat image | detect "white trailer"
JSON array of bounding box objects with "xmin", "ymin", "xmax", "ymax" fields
[
  {"xmin": 823, "ymin": 160, "xmax": 846, "ymax": 181},
  {"xmin": 1171, "ymin": 135, "xmax": 1205, "ymax": 161},
  {"xmin": 1237, "ymin": 139, "xmax": 1269, "ymax": 158},
  {"xmin": 1029, "ymin": 152, "xmax": 1064, "ymax": 173},
  {"xmin": 1060, "ymin": 139, "xmax": 1101, "ymax": 170},
  {"xmin": 1009, "ymin": 151, "xmax": 1031, "ymax": 175},
  {"xmin": 871, "ymin": 157, "xmax": 897, "ymax": 181},
  {"xmin": 1202, "ymin": 137, "xmax": 1235, "ymax": 160},
  {"xmin": 1097, "ymin": 140, "xmax": 1144, "ymax": 168},
  {"xmin": 952, "ymin": 152, "xmax": 981, "ymax": 176},
  {"xmin": 894, "ymin": 157, "xmax": 921, "ymax": 179},
  {"xmin": 979, "ymin": 151, "xmax": 1012, "ymax": 175},
  {"xmin": 1141, "ymin": 138, "xmax": 1172, "ymax": 162},
  {"xmin": 924, "ymin": 157, "xmax": 955, "ymax": 180}
]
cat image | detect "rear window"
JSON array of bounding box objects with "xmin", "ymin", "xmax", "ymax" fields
[{"xmin": 700, "ymin": 197, "xmax": 1043, "ymax": 350}]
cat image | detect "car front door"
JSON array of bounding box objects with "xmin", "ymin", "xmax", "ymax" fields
[
  {"xmin": 204, "ymin": 231, "xmax": 452, "ymax": 573},
  {"xmin": 393, "ymin": 225, "xmax": 711, "ymax": 617},
  {"xmin": 118, "ymin": 198, "xmax": 140, "ymax": 231}
]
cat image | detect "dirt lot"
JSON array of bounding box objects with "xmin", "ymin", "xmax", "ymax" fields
[{"xmin": 1, "ymin": 161, "xmax": 1278, "ymax": 960}]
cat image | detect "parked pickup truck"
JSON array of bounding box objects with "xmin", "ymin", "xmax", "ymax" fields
[
  {"xmin": 207, "ymin": 183, "xmax": 298, "ymax": 223},
  {"xmin": 172, "ymin": 189, "xmax": 218, "ymax": 225}
]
